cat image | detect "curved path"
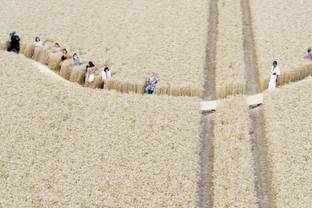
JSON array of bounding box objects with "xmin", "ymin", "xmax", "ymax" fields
[
  {"xmin": 1, "ymin": 40, "xmax": 311, "ymax": 101},
  {"xmin": 241, "ymin": 0, "xmax": 276, "ymax": 207},
  {"xmin": 32, "ymin": 61, "xmax": 66, "ymax": 82}
]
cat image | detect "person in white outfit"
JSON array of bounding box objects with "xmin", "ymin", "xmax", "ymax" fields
[
  {"xmin": 268, "ymin": 61, "xmax": 281, "ymax": 91},
  {"xmin": 101, "ymin": 66, "xmax": 112, "ymax": 88},
  {"xmin": 86, "ymin": 61, "xmax": 96, "ymax": 88},
  {"xmin": 34, "ymin": 37, "xmax": 43, "ymax": 47}
]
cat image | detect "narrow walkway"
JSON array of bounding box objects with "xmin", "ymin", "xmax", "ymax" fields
[
  {"xmin": 198, "ymin": 0, "xmax": 218, "ymax": 207},
  {"xmin": 241, "ymin": 0, "xmax": 276, "ymax": 208},
  {"xmin": 1, "ymin": 42, "xmax": 311, "ymax": 100},
  {"xmin": 32, "ymin": 61, "xmax": 66, "ymax": 82}
]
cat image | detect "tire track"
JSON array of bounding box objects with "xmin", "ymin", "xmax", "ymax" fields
[
  {"xmin": 202, "ymin": 0, "xmax": 218, "ymax": 101},
  {"xmin": 241, "ymin": 0, "xmax": 276, "ymax": 207},
  {"xmin": 198, "ymin": 0, "xmax": 218, "ymax": 207}
]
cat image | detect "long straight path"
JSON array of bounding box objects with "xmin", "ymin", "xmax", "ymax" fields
[
  {"xmin": 241, "ymin": 0, "xmax": 276, "ymax": 207},
  {"xmin": 198, "ymin": 0, "xmax": 218, "ymax": 207}
]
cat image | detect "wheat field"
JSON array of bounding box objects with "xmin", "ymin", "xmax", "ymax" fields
[
  {"xmin": 0, "ymin": 0, "xmax": 208, "ymax": 91},
  {"xmin": 251, "ymin": 0, "xmax": 312, "ymax": 80},
  {"xmin": 215, "ymin": 0, "xmax": 245, "ymax": 98},
  {"xmin": 213, "ymin": 96, "xmax": 257, "ymax": 208},
  {"xmin": 0, "ymin": 51, "xmax": 201, "ymax": 208},
  {"xmin": 1, "ymin": 0, "xmax": 312, "ymax": 207},
  {"xmin": 263, "ymin": 77, "xmax": 312, "ymax": 208}
]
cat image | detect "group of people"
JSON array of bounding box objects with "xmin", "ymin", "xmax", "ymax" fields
[
  {"xmin": 33, "ymin": 36, "xmax": 119, "ymax": 90},
  {"xmin": 7, "ymin": 32, "xmax": 312, "ymax": 94},
  {"xmin": 33, "ymin": 37, "xmax": 76, "ymax": 67},
  {"xmin": 32, "ymin": 36, "xmax": 159, "ymax": 93},
  {"xmin": 84, "ymin": 61, "xmax": 112, "ymax": 89},
  {"xmin": 7, "ymin": 32, "xmax": 160, "ymax": 94}
]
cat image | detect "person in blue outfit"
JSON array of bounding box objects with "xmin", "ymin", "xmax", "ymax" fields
[{"xmin": 144, "ymin": 73, "xmax": 159, "ymax": 94}]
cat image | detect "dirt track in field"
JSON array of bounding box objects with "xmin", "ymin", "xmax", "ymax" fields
[
  {"xmin": 198, "ymin": 0, "xmax": 218, "ymax": 207},
  {"xmin": 241, "ymin": 0, "xmax": 276, "ymax": 207}
]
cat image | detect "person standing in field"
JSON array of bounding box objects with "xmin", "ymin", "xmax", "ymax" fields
[
  {"xmin": 101, "ymin": 66, "xmax": 112, "ymax": 89},
  {"xmin": 304, "ymin": 48, "xmax": 312, "ymax": 61},
  {"xmin": 61, "ymin": 48, "xmax": 69, "ymax": 61},
  {"xmin": 268, "ymin": 61, "xmax": 281, "ymax": 91},
  {"xmin": 7, "ymin": 32, "xmax": 20, "ymax": 53},
  {"xmin": 72, "ymin": 53, "xmax": 81, "ymax": 66},
  {"xmin": 34, "ymin": 37, "xmax": 43, "ymax": 47},
  {"xmin": 52, "ymin": 42, "xmax": 62, "ymax": 53},
  {"xmin": 85, "ymin": 61, "xmax": 96, "ymax": 88},
  {"xmin": 144, "ymin": 73, "xmax": 159, "ymax": 94}
]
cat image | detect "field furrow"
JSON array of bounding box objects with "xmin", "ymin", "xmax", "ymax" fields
[{"xmin": 198, "ymin": 0, "xmax": 217, "ymax": 206}]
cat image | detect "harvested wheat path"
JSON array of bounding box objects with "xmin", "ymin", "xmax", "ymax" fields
[
  {"xmin": 198, "ymin": 0, "xmax": 218, "ymax": 207},
  {"xmin": 241, "ymin": 0, "xmax": 276, "ymax": 208}
]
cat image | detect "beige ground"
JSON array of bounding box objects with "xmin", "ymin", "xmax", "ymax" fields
[
  {"xmin": 213, "ymin": 96, "xmax": 257, "ymax": 208},
  {"xmin": 2, "ymin": 1, "xmax": 312, "ymax": 207},
  {"xmin": 0, "ymin": 51, "xmax": 201, "ymax": 208},
  {"xmin": 0, "ymin": 0, "xmax": 208, "ymax": 90},
  {"xmin": 251, "ymin": 0, "xmax": 312, "ymax": 79},
  {"xmin": 216, "ymin": 0, "xmax": 245, "ymax": 92},
  {"xmin": 264, "ymin": 78, "xmax": 312, "ymax": 208}
]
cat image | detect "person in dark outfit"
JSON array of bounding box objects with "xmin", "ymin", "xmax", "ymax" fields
[
  {"xmin": 61, "ymin": 48, "xmax": 68, "ymax": 61},
  {"xmin": 7, "ymin": 32, "xmax": 20, "ymax": 53}
]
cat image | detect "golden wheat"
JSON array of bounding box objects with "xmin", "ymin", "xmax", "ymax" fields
[
  {"xmin": 0, "ymin": 51, "xmax": 201, "ymax": 208},
  {"xmin": 213, "ymin": 96, "xmax": 258, "ymax": 208},
  {"xmin": 0, "ymin": 41, "xmax": 8, "ymax": 50},
  {"xmin": 260, "ymin": 64, "xmax": 312, "ymax": 91},
  {"xmin": 263, "ymin": 77, "xmax": 312, "ymax": 207},
  {"xmin": 250, "ymin": 0, "xmax": 312, "ymax": 79},
  {"xmin": 21, "ymin": 43, "xmax": 35, "ymax": 58},
  {"xmin": 0, "ymin": 0, "xmax": 209, "ymax": 91},
  {"xmin": 215, "ymin": 0, "xmax": 246, "ymax": 95},
  {"xmin": 216, "ymin": 83, "xmax": 245, "ymax": 99}
]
